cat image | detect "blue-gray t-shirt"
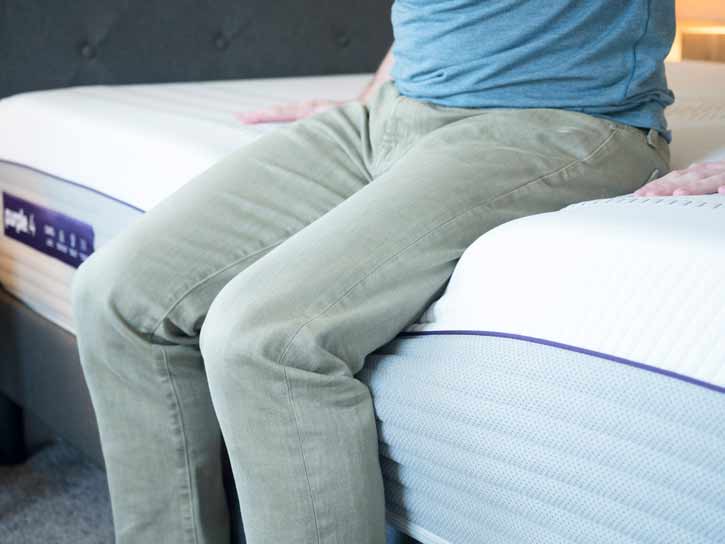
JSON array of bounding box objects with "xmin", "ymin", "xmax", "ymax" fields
[{"xmin": 391, "ymin": 0, "xmax": 676, "ymax": 140}]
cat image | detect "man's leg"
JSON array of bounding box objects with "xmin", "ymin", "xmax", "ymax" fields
[
  {"xmin": 201, "ymin": 99, "xmax": 669, "ymax": 544},
  {"xmin": 70, "ymin": 93, "xmax": 390, "ymax": 544}
]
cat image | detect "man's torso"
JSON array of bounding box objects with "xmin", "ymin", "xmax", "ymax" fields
[{"xmin": 391, "ymin": 0, "xmax": 676, "ymax": 139}]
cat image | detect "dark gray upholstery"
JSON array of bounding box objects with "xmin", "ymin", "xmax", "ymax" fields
[
  {"xmin": 0, "ymin": 0, "xmax": 393, "ymax": 99},
  {"xmin": 0, "ymin": 388, "xmax": 26, "ymax": 463},
  {"xmin": 0, "ymin": 289, "xmax": 104, "ymax": 466}
]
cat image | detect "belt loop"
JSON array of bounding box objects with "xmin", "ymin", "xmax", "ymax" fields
[{"xmin": 646, "ymin": 128, "xmax": 658, "ymax": 149}]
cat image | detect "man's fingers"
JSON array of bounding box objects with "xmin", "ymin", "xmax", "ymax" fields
[
  {"xmin": 689, "ymin": 161, "xmax": 725, "ymax": 174},
  {"xmin": 636, "ymin": 171, "xmax": 725, "ymax": 196},
  {"xmin": 635, "ymin": 181, "xmax": 672, "ymax": 196},
  {"xmin": 237, "ymin": 104, "xmax": 310, "ymax": 124},
  {"xmin": 236, "ymin": 112, "xmax": 292, "ymax": 124},
  {"xmin": 236, "ymin": 99, "xmax": 342, "ymax": 125},
  {"xmin": 687, "ymin": 172, "xmax": 725, "ymax": 195}
]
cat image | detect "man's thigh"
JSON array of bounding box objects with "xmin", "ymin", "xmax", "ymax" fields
[
  {"xmin": 74, "ymin": 102, "xmax": 374, "ymax": 339},
  {"xmin": 203, "ymin": 108, "xmax": 668, "ymax": 373}
]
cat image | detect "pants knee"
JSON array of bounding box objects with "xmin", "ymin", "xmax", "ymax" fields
[
  {"xmin": 199, "ymin": 286, "xmax": 245, "ymax": 375},
  {"xmin": 71, "ymin": 238, "xmax": 144, "ymax": 339},
  {"xmin": 199, "ymin": 279, "xmax": 300, "ymax": 381},
  {"xmin": 200, "ymin": 278, "xmax": 350, "ymax": 383},
  {"xmin": 72, "ymin": 250, "xmax": 112, "ymax": 327}
]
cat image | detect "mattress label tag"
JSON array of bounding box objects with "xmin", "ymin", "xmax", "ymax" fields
[{"xmin": 3, "ymin": 192, "xmax": 95, "ymax": 268}]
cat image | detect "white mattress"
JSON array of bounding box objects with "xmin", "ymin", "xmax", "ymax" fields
[
  {"xmin": 0, "ymin": 73, "xmax": 371, "ymax": 211},
  {"xmin": 1, "ymin": 62, "xmax": 724, "ymax": 336},
  {"xmin": 405, "ymin": 193, "xmax": 725, "ymax": 391}
]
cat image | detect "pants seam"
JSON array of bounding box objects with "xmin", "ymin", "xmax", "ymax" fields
[
  {"xmin": 275, "ymin": 125, "xmax": 621, "ymax": 369},
  {"xmin": 283, "ymin": 366, "xmax": 322, "ymax": 544},
  {"xmin": 370, "ymin": 94, "xmax": 404, "ymax": 176},
  {"xmin": 158, "ymin": 345, "xmax": 200, "ymax": 544},
  {"xmin": 482, "ymin": 125, "xmax": 622, "ymax": 206},
  {"xmin": 149, "ymin": 238, "xmax": 288, "ymax": 337}
]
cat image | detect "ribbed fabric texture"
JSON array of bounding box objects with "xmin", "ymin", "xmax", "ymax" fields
[
  {"xmin": 391, "ymin": 0, "xmax": 675, "ymax": 139},
  {"xmin": 360, "ymin": 334, "xmax": 725, "ymax": 544}
]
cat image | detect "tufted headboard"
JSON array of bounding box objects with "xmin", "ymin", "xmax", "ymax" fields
[{"xmin": 0, "ymin": 0, "xmax": 393, "ymax": 100}]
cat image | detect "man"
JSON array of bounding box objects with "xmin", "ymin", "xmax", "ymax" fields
[{"xmin": 72, "ymin": 2, "xmax": 684, "ymax": 543}]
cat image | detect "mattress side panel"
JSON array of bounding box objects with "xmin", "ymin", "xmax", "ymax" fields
[
  {"xmin": 0, "ymin": 161, "xmax": 141, "ymax": 333},
  {"xmin": 361, "ymin": 333, "xmax": 725, "ymax": 544}
]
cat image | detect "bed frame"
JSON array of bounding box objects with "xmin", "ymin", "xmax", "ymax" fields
[{"xmin": 0, "ymin": 2, "xmax": 417, "ymax": 542}]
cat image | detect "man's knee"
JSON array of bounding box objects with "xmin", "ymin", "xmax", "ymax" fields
[
  {"xmin": 200, "ymin": 280, "xmax": 267, "ymax": 377},
  {"xmin": 200, "ymin": 277, "xmax": 354, "ymax": 385},
  {"xmin": 71, "ymin": 236, "xmax": 148, "ymax": 338},
  {"xmin": 72, "ymin": 250, "xmax": 114, "ymax": 324},
  {"xmin": 199, "ymin": 274, "xmax": 319, "ymax": 381}
]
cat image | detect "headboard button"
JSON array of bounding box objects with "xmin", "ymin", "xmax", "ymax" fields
[
  {"xmin": 215, "ymin": 34, "xmax": 229, "ymax": 50},
  {"xmin": 81, "ymin": 42, "xmax": 96, "ymax": 59},
  {"xmin": 80, "ymin": 42, "xmax": 96, "ymax": 59},
  {"xmin": 335, "ymin": 33, "xmax": 351, "ymax": 49}
]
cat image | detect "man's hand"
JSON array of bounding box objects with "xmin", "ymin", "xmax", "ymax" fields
[
  {"xmin": 236, "ymin": 99, "xmax": 346, "ymax": 124},
  {"xmin": 237, "ymin": 48, "xmax": 394, "ymax": 125},
  {"xmin": 634, "ymin": 160, "xmax": 725, "ymax": 196}
]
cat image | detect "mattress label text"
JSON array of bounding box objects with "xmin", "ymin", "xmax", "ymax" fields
[{"xmin": 2, "ymin": 192, "xmax": 95, "ymax": 268}]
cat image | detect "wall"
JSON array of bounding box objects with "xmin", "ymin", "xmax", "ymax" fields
[{"xmin": 677, "ymin": 0, "xmax": 725, "ymax": 22}]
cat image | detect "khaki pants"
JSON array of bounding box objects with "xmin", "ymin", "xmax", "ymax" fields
[{"xmin": 71, "ymin": 81, "xmax": 669, "ymax": 544}]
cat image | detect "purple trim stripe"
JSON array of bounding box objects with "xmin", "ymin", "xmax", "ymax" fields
[
  {"xmin": 0, "ymin": 158, "xmax": 144, "ymax": 213},
  {"xmin": 397, "ymin": 329, "xmax": 725, "ymax": 395}
]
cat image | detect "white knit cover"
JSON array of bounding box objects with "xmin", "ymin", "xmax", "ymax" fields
[{"xmin": 406, "ymin": 193, "xmax": 725, "ymax": 390}]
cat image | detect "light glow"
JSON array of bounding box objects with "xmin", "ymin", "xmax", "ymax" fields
[{"xmin": 667, "ymin": 20, "xmax": 725, "ymax": 62}]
